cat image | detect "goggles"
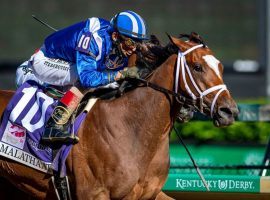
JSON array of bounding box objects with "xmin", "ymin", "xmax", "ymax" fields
[{"xmin": 118, "ymin": 35, "xmax": 138, "ymax": 50}]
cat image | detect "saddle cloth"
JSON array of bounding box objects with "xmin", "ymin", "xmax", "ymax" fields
[{"xmin": 0, "ymin": 81, "xmax": 87, "ymax": 177}]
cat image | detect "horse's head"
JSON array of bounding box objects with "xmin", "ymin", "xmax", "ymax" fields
[{"xmin": 168, "ymin": 32, "xmax": 238, "ymax": 127}]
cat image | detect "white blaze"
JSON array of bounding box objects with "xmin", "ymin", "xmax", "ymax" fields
[{"xmin": 202, "ymin": 55, "xmax": 221, "ymax": 78}]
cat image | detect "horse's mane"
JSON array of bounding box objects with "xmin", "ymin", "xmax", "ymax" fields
[{"xmin": 136, "ymin": 32, "xmax": 206, "ymax": 78}]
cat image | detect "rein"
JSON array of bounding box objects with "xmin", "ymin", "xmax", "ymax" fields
[
  {"xmin": 135, "ymin": 77, "xmax": 195, "ymax": 105},
  {"xmin": 132, "ymin": 76, "xmax": 210, "ymax": 191},
  {"xmin": 131, "ymin": 55, "xmax": 210, "ymax": 191}
]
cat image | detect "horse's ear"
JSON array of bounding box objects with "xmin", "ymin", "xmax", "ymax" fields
[{"xmin": 166, "ymin": 33, "xmax": 191, "ymax": 52}]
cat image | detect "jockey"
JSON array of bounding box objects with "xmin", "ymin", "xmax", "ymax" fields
[{"xmin": 15, "ymin": 10, "xmax": 148, "ymax": 144}]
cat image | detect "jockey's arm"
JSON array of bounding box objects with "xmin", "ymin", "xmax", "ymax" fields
[{"xmin": 76, "ymin": 51, "xmax": 119, "ymax": 88}]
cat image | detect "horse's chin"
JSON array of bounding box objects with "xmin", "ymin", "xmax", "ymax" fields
[
  {"xmin": 177, "ymin": 106, "xmax": 194, "ymax": 123},
  {"xmin": 213, "ymin": 116, "xmax": 235, "ymax": 127}
]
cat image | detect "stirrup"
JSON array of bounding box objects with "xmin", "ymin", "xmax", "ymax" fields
[
  {"xmin": 42, "ymin": 135, "xmax": 79, "ymax": 144},
  {"xmin": 42, "ymin": 128, "xmax": 79, "ymax": 144}
]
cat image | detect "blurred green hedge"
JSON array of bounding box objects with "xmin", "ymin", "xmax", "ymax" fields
[
  {"xmin": 171, "ymin": 121, "xmax": 270, "ymax": 144},
  {"xmin": 170, "ymin": 100, "xmax": 270, "ymax": 144}
]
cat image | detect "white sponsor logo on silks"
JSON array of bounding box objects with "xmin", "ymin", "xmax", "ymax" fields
[
  {"xmin": 2, "ymin": 121, "xmax": 26, "ymax": 149},
  {"xmin": 176, "ymin": 179, "xmax": 254, "ymax": 190}
]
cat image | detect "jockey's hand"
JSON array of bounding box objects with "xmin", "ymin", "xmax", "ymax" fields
[{"xmin": 116, "ymin": 66, "xmax": 140, "ymax": 80}]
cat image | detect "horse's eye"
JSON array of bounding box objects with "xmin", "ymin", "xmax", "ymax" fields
[{"xmin": 193, "ymin": 64, "xmax": 203, "ymax": 72}]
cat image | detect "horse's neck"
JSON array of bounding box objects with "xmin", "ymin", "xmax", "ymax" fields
[
  {"xmin": 123, "ymin": 54, "xmax": 177, "ymax": 143},
  {"xmin": 150, "ymin": 54, "xmax": 176, "ymax": 89}
]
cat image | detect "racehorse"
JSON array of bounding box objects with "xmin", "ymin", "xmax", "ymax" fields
[{"xmin": 0, "ymin": 33, "xmax": 238, "ymax": 200}]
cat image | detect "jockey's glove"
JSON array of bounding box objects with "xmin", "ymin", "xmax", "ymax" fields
[{"xmin": 119, "ymin": 66, "xmax": 140, "ymax": 79}]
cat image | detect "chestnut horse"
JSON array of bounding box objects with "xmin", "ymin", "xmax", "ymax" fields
[{"xmin": 0, "ymin": 34, "xmax": 238, "ymax": 199}]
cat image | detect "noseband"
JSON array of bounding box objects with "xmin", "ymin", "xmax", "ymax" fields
[{"xmin": 175, "ymin": 44, "xmax": 227, "ymax": 117}]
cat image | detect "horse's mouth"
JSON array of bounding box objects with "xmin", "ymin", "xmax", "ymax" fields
[
  {"xmin": 213, "ymin": 116, "xmax": 235, "ymax": 127},
  {"xmin": 201, "ymin": 106, "xmax": 235, "ymax": 127},
  {"xmin": 210, "ymin": 104, "xmax": 239, "ymax": 127}
]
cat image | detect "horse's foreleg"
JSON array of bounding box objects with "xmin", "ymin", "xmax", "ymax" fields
[{"xmin": 155, "ymin": 191, "xmax": 175, "ymax": 200}]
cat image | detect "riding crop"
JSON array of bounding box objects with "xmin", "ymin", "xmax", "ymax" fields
[{"xmin": 32, "ymin": 15, "xmax": 58, "ymax": 32}]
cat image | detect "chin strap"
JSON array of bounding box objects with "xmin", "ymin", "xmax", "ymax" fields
[{"xmin": 175, "ymin": 45, "xmax": 227, "ymax": 117}]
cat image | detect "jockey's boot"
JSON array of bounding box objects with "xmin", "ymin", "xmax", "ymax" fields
[{"xmin": 42, "ymin": 86, "xmax": 83, "ymax": 144}]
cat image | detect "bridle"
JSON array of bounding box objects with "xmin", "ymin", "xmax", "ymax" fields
[
  {"xmin": 130, "ymin": 43, "xmax": 227, "ymax": 118},
  {"xmin": 175, "ymin": 44, "xmax": 227, "ymax": 117}
]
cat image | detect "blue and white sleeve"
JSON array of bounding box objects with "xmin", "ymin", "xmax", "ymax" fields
[{"xmin": 76, "ymin": 51, "xmax": 118, "ymax": 88}]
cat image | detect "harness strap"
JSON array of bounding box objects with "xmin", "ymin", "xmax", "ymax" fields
[
  {"xmin": 51, "ymin": 175, "xmax": 72, "ymax": 200},
  {"xmin": 135, "ymin": 78, "xmax": 195, "ymax": 105},
  {"xmin": 175, "ymin": 45, "xmax": 228, "ymax": 117},
  {"xmin": 210, "ymin": 87, "xmax": 227, "ymax": 118}
]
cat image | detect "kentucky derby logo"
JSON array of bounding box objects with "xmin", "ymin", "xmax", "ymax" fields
[
  {"xmin": 2, "ymin": 121, "xmax": 26, "ymax": 149},
  {"xmin": 218, "ymin": 180, "xmax": 228, "ymax": 190}
]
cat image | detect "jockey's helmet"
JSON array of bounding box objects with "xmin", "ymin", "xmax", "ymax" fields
[{"xmin": 111, "ymin": 11, "xmax": 148, "ymax": 41}]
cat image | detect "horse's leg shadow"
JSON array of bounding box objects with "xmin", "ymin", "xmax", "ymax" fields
[
  {"xmin": 0, "ymin": 177, "xmax": 33, "ymax": 200},
  {"xmin": 155, "ymin": 191, "xmax": 175, "ymax": 200}
]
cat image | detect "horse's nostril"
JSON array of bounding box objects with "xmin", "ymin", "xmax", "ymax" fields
[
  {"xmin": 218, "ymin": 107, "xmax": 233, "ymax": 118},
  {"xmin": 218, "ymin": 106, "xmax": 239, "ymax": 118}
]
